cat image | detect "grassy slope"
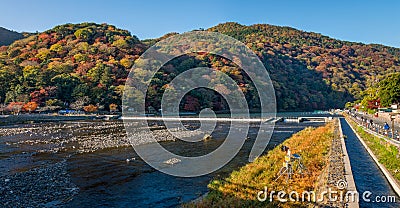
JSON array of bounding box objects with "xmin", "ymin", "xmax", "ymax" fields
[
  {"xmin": 188, "ymin": 122, "xmax": 334, "ymax": 207},
  {"xmin": 346, "ymin": 117, "xmax": 400, "ymax": 182}
]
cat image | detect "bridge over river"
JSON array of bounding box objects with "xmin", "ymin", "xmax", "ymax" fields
[{"xmin": 121, "ymin": 115, "xmax": 331, "ymax": 123}]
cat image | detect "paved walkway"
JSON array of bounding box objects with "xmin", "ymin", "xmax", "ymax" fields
[
  {"xmin": 353, "ymin": 112, "xmax": 400, "ymax": 129},
  {"xmin": 347, "ymin": 115, "xmax": 400, "ymax": 147},
  {"xmin": 349, "ymin": 113, "xmax": 400, "ymax": 140}
]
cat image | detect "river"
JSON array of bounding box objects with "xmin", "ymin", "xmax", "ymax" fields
[{"xmin": 0, "ymin": 113, "xmax": 326, "ymax": 207}]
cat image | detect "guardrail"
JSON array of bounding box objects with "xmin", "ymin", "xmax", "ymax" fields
[{"xmin": 344, "ymin": 117, "xmax": 400, "ymax": 198}]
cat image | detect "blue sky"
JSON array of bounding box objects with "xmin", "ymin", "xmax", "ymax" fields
[{"xmin": 1, "ymin": 0, "xmax": 399, "ymax": 47}]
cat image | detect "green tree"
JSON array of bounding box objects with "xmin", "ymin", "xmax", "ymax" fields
[
  {"xmin": 87, "ymin": 63, "xmax": 111, "ymax": 84},
  {"xmin": 51, "ymin": 74, "xmax": 80, "ymax": 103},
  {"xmin": 112, "ymin": 38, "xmax": 129, "ymax": 48},
  {"xmin": 22, "ymin": 66, "xmax": 41, "ymax": 90},
  {"xmin": 74, "ymin": 28, "xmax": 95, "ymax": 41},
  {"xmin": 50, "ymin": 43, "xmax": 63, "ymax": 53},
  {"xmin": 72, "ymin": 83, "xmax": 90, "ymax": 99},
  {"xmin": 378, "ymin": 73, "xmax": 400, "ymax": 107}
]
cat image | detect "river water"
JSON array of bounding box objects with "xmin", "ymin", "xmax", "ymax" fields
[
  {"xmin": 340, "ymin": 118, "xmax": 399, "ymax": 207},
  {"xmin": 0, "ymin": 114, "xmax": 325, "ymax": 207}
]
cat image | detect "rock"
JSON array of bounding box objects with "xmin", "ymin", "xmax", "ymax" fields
[
  {"xmin": 203, "ymin": 134, "xmax": 212, "ymax": 141},
  {"xmin": 0, "ymin": 161, "xmax": 78, "ymax": 207},
  {"xmin": 163, "ymin": 158, "xmax": 181, "ymax": 165}
]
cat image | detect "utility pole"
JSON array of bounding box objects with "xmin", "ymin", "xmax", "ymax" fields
[
  {"xmin": 391, "ymin": 105, "xmax": 398, "ymax": 139},
  {"xmin": 391, "ymin": 114, "xmax": 395, "ymax": 138},
  {"xmin": 390, "ymin": 112, "xmax": 397, "ymax": 139}
]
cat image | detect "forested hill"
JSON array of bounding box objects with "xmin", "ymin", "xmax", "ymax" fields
[
  {"xmin": 0, "ymin": 22, "xmax": 399, "ymax": 112},
  {"xmin": 0, "ymin": 23, "xmax": 146, "ymax": 111},
  {"xmin": 0, "ymin": 27, "xmax": 24, "ymax": 46},
  {"xmin": 207, "ymin": 22, "xmax": 400, "ymax": 110}
]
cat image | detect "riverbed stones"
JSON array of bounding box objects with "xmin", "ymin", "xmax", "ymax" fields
[
  {"xmin": 0, "ymin": 161, "xmax": 78, "ymax": 207},
  {"xmin": 318, "ymin": 121, "xmax": 346, "ymax": 207}
]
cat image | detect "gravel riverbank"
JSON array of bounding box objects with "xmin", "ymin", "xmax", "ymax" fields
[
  {"xmin": 0, "ymin": 161, "xmax": 79, "ymax": 208},
  {"xmin": 1, "ymin": 121, "xmax": 199, "ymax": 154},
  {"xmin": 316, "ymin": 119, "xmax": 346, "ymax": 207}
]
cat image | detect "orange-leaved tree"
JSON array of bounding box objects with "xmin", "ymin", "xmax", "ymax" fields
[
  {"xmin": 7, "ymin": 102, "xmax": 24, "ymax": 115},
  {"xmin": 23, "ymin": 101, "xmax": 38, "ymax": 113},
  {"xmin": 109, "ymin": 103, "xmax": 118, "ymax": 113},
  {"xmin": 83, "ymin": 104, "xmax": 98, "ymax": 113}
]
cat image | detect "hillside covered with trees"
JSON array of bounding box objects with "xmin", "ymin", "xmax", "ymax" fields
[
  {"xmin": 0, "ymin": 23, "xmax": 146, "ymax": 113},
  {"xmin": 207, "ymin": 23, "xmax": 400, "ymax": 110},
  {"xmin": 0, "ymin": 27, "xmax": 25, "ymax": 46},
  {"xmin": 0, "ymin": 22, "xmax": 399, "ymax": 113}
]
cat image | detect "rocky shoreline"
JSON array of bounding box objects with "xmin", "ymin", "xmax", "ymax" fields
[
  {"xmin": 1, "ymin": 121, "xmax": 207, "ymax": 154},
  {"xmin": 0, "ymin": 114, "xmax": 100, "ymax": 126},
  {"xmin": 0, "ymin": 161, "xmax": 79, "ymax": 208}
]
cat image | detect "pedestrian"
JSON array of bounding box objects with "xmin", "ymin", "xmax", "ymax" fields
[
  {"xmin": 384, "ymin": 122, "xmax": 390, "ymax": 136},
  {"xmin": 384, "ymin": 122, "xmax": 390, "ymax": 130}
]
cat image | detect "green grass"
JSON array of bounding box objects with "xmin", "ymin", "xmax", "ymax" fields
[
  {"xmin": 186, "ymin": 122, "xmax": 335, "ymax": 208},
  {"xmin": 346, "ymin": 117, "xmax": 400, "ymax": 182}
]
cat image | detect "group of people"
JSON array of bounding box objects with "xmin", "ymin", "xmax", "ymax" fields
[{"xmin": 349, "ymin": 112, "xmax": 399, "ymax": 140}]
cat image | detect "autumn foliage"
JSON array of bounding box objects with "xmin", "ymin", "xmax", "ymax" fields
[
  {"xmin": 0, "ymin": 22, "xmax": 145, "ymax": 112},
  {"xmin": 7, "ymin": 102, "xmax": 24, "ymax": 114},
  {"xmin": 191, "ymin": 122, "xmax": 335, "ymax": 207},
  {"xmin": 109, "ymin": 103, "xmax": 118, "ymax": 112},
  {"xmin": 1, "ymin": 22, "xmax": 400, "ymax": 112},
  {"xmin": 83, "ymin": 104, "xmax": 98, "ymax": 113},
  {"xmin": 23, "ymin": 101, "xmax": 38, "ymax": 113}
]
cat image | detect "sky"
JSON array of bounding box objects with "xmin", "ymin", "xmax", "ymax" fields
[{"xmin": 1, "ymin": 0, "xmax": 399, "ymax": 47}]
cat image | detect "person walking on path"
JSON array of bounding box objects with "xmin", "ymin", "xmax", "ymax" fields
[{"xmin": 384, "ymin": 122, "xmax": 390, "ymax": 136}]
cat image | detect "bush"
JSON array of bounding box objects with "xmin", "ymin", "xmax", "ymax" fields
[{"xmin": 83, "ymin": 104, "xmax": 98, "ymax": 113}]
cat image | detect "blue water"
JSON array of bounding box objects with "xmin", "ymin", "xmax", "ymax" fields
[
  {"xmin": 0, "ymin": 114, "xmax": 326, "ymax": 207},
  {"xmin": 340, "ymin": 118, "xmax": 399, "ymax": 207}
]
